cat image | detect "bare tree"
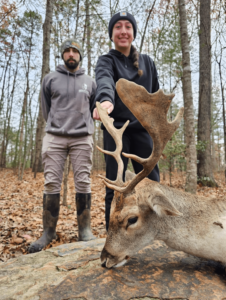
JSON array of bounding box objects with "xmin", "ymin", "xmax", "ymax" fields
[
  {"xmin": 178, "ymin": 0, "xmax": 197, "ymax": 193},
  {"xmin": 215, "ymin": 44, "xmax": 226, "ymax": 181},
  {"xmin": 62, "ymin": 156, "xmax": 71, "ymax": 206},
  {"xmin": 74, "ymin": 0, "xmax": 80, "ymax": 39},
  {"xmin": 18, "ymin": 10, "xmax": 41, "ymax": 180},
  {"xmin": 139, "ymin": 0, "xmax": 157, "ymax": 53},
  {"xmin": 86, "ymin": 0, "xmax": 91, "ymax": 75},
  {"xmin": 33, "ymin": 0, "xmax": 54, "ymax": 178},
  {"xmin": 197, "ymin": 0, "xmax": 217, "ymax": 187}
]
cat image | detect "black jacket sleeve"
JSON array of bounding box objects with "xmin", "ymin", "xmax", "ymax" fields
[{"xmin": 94, "ymin": 55, "xmax": 116, "ymax": 106}]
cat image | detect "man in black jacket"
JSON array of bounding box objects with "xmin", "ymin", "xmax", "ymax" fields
[{"xmin": 93, "ymin": 12, "xmax": 160, "ymax": 231}]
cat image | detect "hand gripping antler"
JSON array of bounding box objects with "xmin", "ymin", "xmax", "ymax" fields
[
  {"xmin": 96, "ymin": 102, "xmax": 130, "ymax": 187},
  {"xmin": 96, "ymin": 79, "xmax": 184, "ymax": 195}
]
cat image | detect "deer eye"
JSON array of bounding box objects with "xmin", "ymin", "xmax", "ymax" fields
[{"xmin": 127, "ymin": 216, "xmax": 138, "ymax": 226}]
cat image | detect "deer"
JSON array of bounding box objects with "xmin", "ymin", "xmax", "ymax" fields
[{"xmin": 95, "ymin": 78, "xmax": 226, "ymax": 269}]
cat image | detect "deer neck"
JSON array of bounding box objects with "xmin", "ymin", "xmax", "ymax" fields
[{"xmin": 139, "ymin": 182, "xmax": 226, "ymax": 263}]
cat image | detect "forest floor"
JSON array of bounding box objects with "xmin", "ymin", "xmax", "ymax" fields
[{"xmin": 0, "ymin": 168, "xmax": 225, "ymax": 263}]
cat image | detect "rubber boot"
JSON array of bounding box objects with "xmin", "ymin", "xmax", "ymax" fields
[
  {"xmin": 76, "ymin": 193, "xmax": 96, "ymax": 241},
  {"xmin": 28, "ymin": 193, "xmax": 60, "ymax": 253}
]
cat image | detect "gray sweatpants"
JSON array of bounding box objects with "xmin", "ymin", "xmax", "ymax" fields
[{"xmin": 42, "ymin": 133, "xmax": 93, "ymax": 194}]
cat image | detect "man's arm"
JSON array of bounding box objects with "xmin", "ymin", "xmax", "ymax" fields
[{"xmin": 41, "ymin": 76, "xmax": 52, "ymax": 122}]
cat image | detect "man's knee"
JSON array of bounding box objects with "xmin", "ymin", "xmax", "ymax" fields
[
  {"xmin": 44, "ymin": 182, "xmax": 61, "ymax": 194},
  {"xmin": 75, "ymin": 182, "xmax": 91, "ymax": 194}
]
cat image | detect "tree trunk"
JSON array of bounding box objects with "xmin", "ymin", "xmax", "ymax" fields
[
  {"xmin": 86, "ymin": 0, "xmax": 91, "ymax": 75},
  {"xmin": 178, "ymin": 0, "xmax": 197, "ymax": 194},
  {"xmin": 0, "ymin": 48, "xmax": 12, "ymax": 116},
  {"xmin": 216, "ymin": 49, "xmax": 226, "ymax": 182},
  {"xmin": 33, "ymin": 0, "xmax": 54, "ymax": 178},
  {"xmin": 139, "ymin": 0, "xmax": 157, "ymax": 53},
  {"xmin": 0, "ymin": 56, "xmax": 12, "ymax": 167},
  {"xmin": 63, "ymin": 156, "xmax": 71, "ymax": 206},
  {"xmin": 80, "ymin": 3, "xmax": 87, "ymax": 68},
  {"xmin": 74, "ymin": 0, "xmax": 80, "ymax": 38},
  {"xmin": 4, "ymin": 54, "xmax": 19, "ymax": 167},
  {"xmin": 18, "ymin": 22, "xmax": 34, "ymax": 180},
  {"xmin": 197, "ymin": 0, "xmax": 217, "ymax": 187}
]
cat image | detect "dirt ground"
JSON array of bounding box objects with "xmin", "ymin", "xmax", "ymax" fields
[{"xmin": 0, "ymin": 168, "xmax": 225, "ymax": 262}]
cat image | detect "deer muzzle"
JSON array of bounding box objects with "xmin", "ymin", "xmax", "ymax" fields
[{"xmin": 100, "ymin": 247, "xmax": 129, "ymax": 269}]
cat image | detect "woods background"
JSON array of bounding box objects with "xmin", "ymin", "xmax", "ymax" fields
[{"xmin": 0, "ymin": 0, "xmax": 226, "ymax": 195}]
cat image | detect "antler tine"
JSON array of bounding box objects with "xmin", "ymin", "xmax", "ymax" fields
[
  {"xmin": 102, "ymin": 79, "xmax": 184, "ymax": 195},
  {"xmin": 96, "ymin": 102, "xmax": 129, "ymax": 187}
]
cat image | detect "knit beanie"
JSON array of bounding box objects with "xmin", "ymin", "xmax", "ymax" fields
[
  {"xmin": 108, "ymin": 12, "xmax": 137, "ymax": 40},
  {"xmin": 60, "ymin": 39, "xmax": 83, "ymax": 61}
]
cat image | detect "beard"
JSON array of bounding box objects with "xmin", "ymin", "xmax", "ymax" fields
[{"xmin": 64, "ymin": 58, "xmax": 79, "ymax": 70}]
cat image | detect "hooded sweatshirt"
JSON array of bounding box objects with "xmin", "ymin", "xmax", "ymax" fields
[
  {"xmin": 41, "ymin": 65, "xmax": 96, "ymax": 137},
  {"xmin": 94, "ymin": 49, "xmax": 159, "ymax": 130}
]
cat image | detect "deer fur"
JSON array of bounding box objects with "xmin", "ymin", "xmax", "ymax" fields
[
  {"xmin": 96, "ymin": 78, "xmax": 226, "ymax": 269},
  {"xmin": 101, "ymin": 178, "xmax": 226, "ymax": 268}
]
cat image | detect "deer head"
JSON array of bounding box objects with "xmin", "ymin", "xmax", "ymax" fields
[{"xmin": 96, "ymin": 79, "xmax": 184, "ymax": 268}]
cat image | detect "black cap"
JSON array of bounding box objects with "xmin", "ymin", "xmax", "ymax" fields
[
  {"xmin": 108, "ymin": 11, "xmax": 137, "ymax": 40},
  {"xmin": 60, "ymin": 39, "xmax": 83, "ymax": 61}
]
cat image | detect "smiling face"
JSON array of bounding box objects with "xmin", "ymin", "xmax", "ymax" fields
[{"xmin": 111, "ymin": 20, "xmax": 134, "ymax": 55}]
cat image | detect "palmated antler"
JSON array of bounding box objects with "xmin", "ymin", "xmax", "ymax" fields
[
  {"xmin": 96, "ymin": 102, "xmax": 129, "ymax": 187},
  {"xmin": 96, "ymin": 79, "xmax": 184, "ymax": 195}
]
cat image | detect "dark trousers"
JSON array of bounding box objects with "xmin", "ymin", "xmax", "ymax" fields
[{"xmin": 103, "ymin": 129, "xmax": 160, "ymax": 230}]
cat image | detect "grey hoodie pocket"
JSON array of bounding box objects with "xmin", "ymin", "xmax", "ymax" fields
[{"xmin": 51, "ymin": 110, "xmax": 86, "ymax": 133}]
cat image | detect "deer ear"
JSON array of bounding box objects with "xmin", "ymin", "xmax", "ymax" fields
[{"xmin": 147, "ymin": 190, "xmax": 183, "ymax": 217}]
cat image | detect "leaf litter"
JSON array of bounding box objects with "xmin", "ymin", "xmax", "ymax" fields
[
  {"xmin": 0, "ymin": 168, "xmax": 226, "ymax": 262},
  {"xmin": 0, "ymin": 168, "xmax": 106, "ymax": 262}
]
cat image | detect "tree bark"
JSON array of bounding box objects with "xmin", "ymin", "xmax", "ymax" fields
[
  {"xmin": 18, "ymin": 19, "xmax": 34, "ymax": 180},
  {"xmin": 86, "ymin": 0, "xmax": 91, "ymax": 75},
  {"xmin": 178, "ymin": 0, "xmax": 197, "ymax": 193},
  {"xmin": 33, "ymin": 0, "xmax": 54, "ymax": 177},
  {"xmin": 0, "ymin": 52, "xmax": 16, "ymax": 168},
  {"xmin": 0, "ymin": 49, "xmax": 12, "ymax": 117},
  {"xmin": 74, "ymin": 0, "xmax": 80, "ymax": 38},
  {"xmin": 63, "ymin": 156, "xmax": 71, "ymax": 206},
  {"xmin": 139, "ymin": 0, "xmax": 157, "ymax": 53},
  {"xmin": 197, "ymin": 0, "xmax": 217, "ymax": 187},
  {"xmin": 216, "ymin": 48, "xmax": 226, "ymax": 182}
]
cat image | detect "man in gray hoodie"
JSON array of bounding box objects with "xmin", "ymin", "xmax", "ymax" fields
[{"xmin": 28, "ymin": 39, "xmax": 96, "ymax": 253}]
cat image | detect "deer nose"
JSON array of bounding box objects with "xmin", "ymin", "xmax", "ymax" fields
[
  {"xmin": 101, "ymin": 247, "xmax": 109, "ymax": 260},
  {"xmin": 101, "ymin": 247, "xmax": 113, "ymax": 268},
  {"xmin": 101, "ymin": 261, "xmax": 106, "ymax": 268}
]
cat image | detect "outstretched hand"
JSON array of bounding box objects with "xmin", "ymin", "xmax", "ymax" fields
[{"xmin": 93, "ymin": 101, "xmax": 114, "ymax": 121}]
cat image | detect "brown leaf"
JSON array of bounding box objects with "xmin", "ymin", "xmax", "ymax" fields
[
  {"xmin": 1, "ymin": 168, "xmax": 224, "ymax": 262},
  {"xmin": 22, "ymin": 234, "xmax": 32, "ymax": 240},
  {"xmin": 11, "ymin": 237, "xmax": 23, "ymax": 244}
]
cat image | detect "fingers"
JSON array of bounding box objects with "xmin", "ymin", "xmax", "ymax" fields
[
  {"xmin": 107, "ymin": 104, "xmax": 113, "ymax": 114},
  {"xmin": 101, "ymin": 101, "xmax": 113, "ymax": 114},
  {"xmin": 93, "ymin": 108, "xmax": 100, "ymax": 120},
  {"xmin": 93, "ymin": 101, "xmax": 114, "ymax": 121}
]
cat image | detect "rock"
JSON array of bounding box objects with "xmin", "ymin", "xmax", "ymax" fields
[{"xmin": 0, "ymin": 239, "xmax": 225, "ymax": 300}]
